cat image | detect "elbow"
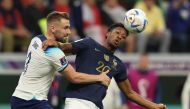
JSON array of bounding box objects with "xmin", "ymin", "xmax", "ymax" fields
[{"xmin": 125, "ymin": 90, "xmax": 135, "ymax": 100}]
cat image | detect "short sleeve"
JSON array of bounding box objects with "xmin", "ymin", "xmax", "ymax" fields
[
  {"xmin": 114, "ymin": 64, "xmax": 127, "ymax": 82},
  {"xmin": 44, "ymin": 47, "xmax": 69, "ymax": 73},
  {"xmin": 71, "ymin": 37, "xmax": 94, "ymax": 54}
]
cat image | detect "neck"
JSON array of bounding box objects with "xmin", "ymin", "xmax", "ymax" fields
[
  {"xmin": 45, "ymin": 31, "xmax": 56, "ymax": 41},
  {"xmin": 103, "ymin": 40, "xmax": 116, "ymax": 53}
]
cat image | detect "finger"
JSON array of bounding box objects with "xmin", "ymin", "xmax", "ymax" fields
[
  {"xmin": 164, "ymin": 105, "xmax": 167, "ymax": 109},
  {"xmin": 107, "ymin": 81, "xmax": 111, "ymax": 86},
  {"xmin": 103, "ymin": 70, "xmax": 110, "ymax": 74},
  {"xmin": 106, "ymin": 77, "xmax": 111, "ymax": 83},
  {"xmin": 42, "ymin": 44, "xmax": 48, "ymax": 50}
]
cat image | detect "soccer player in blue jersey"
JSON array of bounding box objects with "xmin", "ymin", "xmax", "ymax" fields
[
  {"xmin": 43, "ymin": 23, "xmax": 167, "ymax": 109},
  {"xmin": 10, "ymin": 11, "xmax": 111, "ymax": 109}
]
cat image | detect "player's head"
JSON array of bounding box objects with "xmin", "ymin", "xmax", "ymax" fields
[
  {"xmin": 46, "ymin": 11, "xmax": 71, "ymax": 41},
  {"xmin": 105, "ymin": 23, "xmax": 129, "ymax": 49},
  {"xmin": 138, "ymin": 53, "xmax": 149, "ymax": 71}
]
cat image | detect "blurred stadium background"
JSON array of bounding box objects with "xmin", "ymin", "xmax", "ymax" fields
[{"xmin": 1, "ymin": 0, "xmax": 190, "ymax": 109}]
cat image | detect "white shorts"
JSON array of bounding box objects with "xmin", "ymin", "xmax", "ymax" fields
[{"xmin": 64, "ymin": 98, "xmax": 100, "ymax": 109}]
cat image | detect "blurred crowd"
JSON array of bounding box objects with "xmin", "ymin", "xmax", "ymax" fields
[{"xmin": 0, "ymin": 0, "xmax": 190, "ymax": 53}]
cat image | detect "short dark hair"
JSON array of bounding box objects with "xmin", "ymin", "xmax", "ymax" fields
[
  {"xmin": 46, "ymin": 11, "xmax": 69, "ymax": 24},
  {"xmin": 108, "ymin": 23, "xmax": 129, "ymax": 36},
  {"xmin": 107, "ymin": 23, "xmax": 129, "ymax": 36}
]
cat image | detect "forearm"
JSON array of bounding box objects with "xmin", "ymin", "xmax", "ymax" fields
[
  {"xmin": 68, "ymin": 72, "xmax": 101, "ymax": 84},
  {"xmin": 118, "ymin": 80, "xmax": 159, "ymax": 109},
  {"xmin": 126, "ymin": 90, "xmax": 158, "ymax": 109},
  {"xmin": 58, "ymin": 43, "xmax": 73, "ymax": 54}
]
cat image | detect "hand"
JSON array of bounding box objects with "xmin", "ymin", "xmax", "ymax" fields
[
  {"xmin": 153, "ymin": 103, "xmax": 167, "ymax": 109},
  {"xmin": 99, "ymin": 70, "xmax": 111, "ymax": 87},
  {"xmin": 42, "ymin": 39, "xmax": 58, "ymax": 50}
]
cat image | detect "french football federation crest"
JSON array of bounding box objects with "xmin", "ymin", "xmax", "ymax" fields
[
  {"xmin": 113, "ymin": 59, "xmax": 117, "ymax": 67},
  {"xmin": 104, "ymin": 54, "xmax": 109, "ymax": 62}
]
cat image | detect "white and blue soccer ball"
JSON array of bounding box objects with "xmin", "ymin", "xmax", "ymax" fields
[{"xmin": 123, "ymin": 9, "xmax": 148, "ymax": 33}]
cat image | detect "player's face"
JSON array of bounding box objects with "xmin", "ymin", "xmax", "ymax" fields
[
  {"xmin": 107, "ymin": 27, "xmax": 127, "ymax": 48},
  {"xmin": 53, "ymin": 19, "xmax": 71, "ymax": 41}
]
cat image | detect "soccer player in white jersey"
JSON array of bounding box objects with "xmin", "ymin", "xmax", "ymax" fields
[{"xmin": 10, "ymin": 11, "xmax": 110, "ymax": 109}]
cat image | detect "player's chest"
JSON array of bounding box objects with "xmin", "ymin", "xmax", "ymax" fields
[{"xmin": 89, "ymin": 48, "xmax": 119, "ymax": 75}]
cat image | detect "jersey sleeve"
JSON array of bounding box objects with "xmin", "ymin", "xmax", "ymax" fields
[
  {"xmin": 71, "ymin": 37, "xmax": 94, "ymax": 54},
  {"xmin": 114, "ymin": 63, "xmax": 128, "ymax": 82},
  {"xmin": 44, "ymin": 47, "xmax": 69, "ymax": 73}
]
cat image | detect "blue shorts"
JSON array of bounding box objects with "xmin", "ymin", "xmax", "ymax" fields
[{"xmin": 10, "ymin": 96, "xmax": 53, "ymax": 109}]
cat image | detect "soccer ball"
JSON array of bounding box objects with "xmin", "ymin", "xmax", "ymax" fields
[{"xmin": 123, "ymin": 9, "xmax": 148, "ymax": 33}]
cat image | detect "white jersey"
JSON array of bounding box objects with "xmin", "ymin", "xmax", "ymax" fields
[{"xmin": 13, "ymin": 35, "xmax": 68, "ymax": 100}]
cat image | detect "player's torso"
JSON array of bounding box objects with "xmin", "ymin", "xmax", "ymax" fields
[
  {"xmin": 23, "ymin": 40, "xmax": 54, "ymax": 77},
  {"xmin": 66, "ymin": 40, "xmax": 122, "ymax": 108},
  {"xmin": 13, "ymin": 35, "xmax": 56, "ymax": 100},
  {"xmin": 75, "ymin": 43, "xmax": 121, "ymax": 77}
]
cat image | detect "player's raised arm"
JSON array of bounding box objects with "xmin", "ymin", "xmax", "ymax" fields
[
  {"xmin": 117, "ymin": 79, "xmax": 167, "ymax": 109},
  {"xmin": 43, "ymin": 37, "xmax": 93, "ymax": 55},
  {"xmin": 42, "ymin": 39, "xmax": 73, "ymax": 54}
]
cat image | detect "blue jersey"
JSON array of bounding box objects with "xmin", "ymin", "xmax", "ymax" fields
[{"xmin": 65, "ymin": 37, "xmax": 127, "ymax": 109}]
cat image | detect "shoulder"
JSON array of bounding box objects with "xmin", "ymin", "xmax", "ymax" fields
[
  {"xmin": 31, "ymin": 35, "xmax": 45, "ymax": 45},
  {"xmin": 113, "ymin": 56, "xmax": 126, "ymax": 70},
  {"xmin": 44, "ymin": 47, "xmax": 65, "ymax": 57},
  {"xmin": 35, "ymin": 35, "xmax": 47, "ymax": 42},
  {"xmin": 29, "ymin": 35, "xmax": 47, "ymax": 50},
  {"xmin": 74, "ymin": 37, "xmax": 95, "ymax": 43},
  {"xmin": 71, "ymin": 37, "xmax": 96, "ymax": 49}
]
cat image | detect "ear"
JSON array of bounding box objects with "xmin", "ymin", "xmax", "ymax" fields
[
  {"xmin": 105, "ymin": 32, "xmax": 110, "ymax": 39},
  {"xmin": 50, "ymin": 24, "xmax": 55, "ymax": 32}
]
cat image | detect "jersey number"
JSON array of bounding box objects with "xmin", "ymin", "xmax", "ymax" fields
[
  {"xmin": 96, "ymin": 61, "xmax": 111, "ymax": 73},
  {"xmin": 23, "ymin": 51, "xmax": 32, "ymax": 74}
]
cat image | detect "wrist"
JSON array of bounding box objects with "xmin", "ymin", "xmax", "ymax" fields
[
  {"xmin": 96, "ymin": 75, "xmax": 102, "ymax": 82},
  {"xmin": 149, "ymin": 103, "xmax": 158, "ymax": 109}
]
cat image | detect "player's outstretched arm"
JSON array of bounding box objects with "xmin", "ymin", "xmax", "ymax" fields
[
  {"xmin": 61, "ymin": 64, "xmax": 111, "ymax": 86},
  {"xmin": 42, "ymin": 39, "xmax": 73, "ymax": 54},
  {"xmin": 117, "ymin": 79, "xmax": 167, "ymax": 109}
]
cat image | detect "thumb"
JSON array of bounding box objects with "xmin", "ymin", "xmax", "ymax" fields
[
  {"xmin": 42, "ymin": 44, "xmax": 48, "ymax": 50},
  {"xmin": 102, "ymin": 70, "xmax": 110, "ymax": 74}
]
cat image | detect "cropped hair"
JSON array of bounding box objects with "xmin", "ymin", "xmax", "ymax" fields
[
  {"xmin": 46, "ymin": 11, "xmax": 69, "ymax": 24},
  {"xmin": 107, "ymin": 23, "xmax": 129, "ymax": 36}
]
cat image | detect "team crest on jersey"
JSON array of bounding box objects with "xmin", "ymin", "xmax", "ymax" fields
[
  {"xmin": 104, "ymin": 54, "xmax": 109, "ymax": 62},
  {"xmin": 60, "ymin": 57, "xmax": 67, "ymax": 65},
  {"xmin": 32, "ymin": 41, "xmax": 39, "ymax": 49},
  {"xmin": 113, "ymin": 59, "xmax": 117, "ymax": 66},
  {"xmin": 111, "ymin": 59, "xmax": 117, "ymax": 70}
]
